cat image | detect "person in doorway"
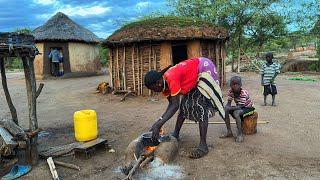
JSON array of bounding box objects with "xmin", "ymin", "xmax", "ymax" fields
[
  {"xmin": 144, "ymin": 57, "xmax": 225, "ymax": 159},
  {"xmin": 260, "ymin": 52, "xmax": 280, "ymax": 106},
  {"xmin": 48, "ymin": 48, "xmax": 60, "ymax": 77},
  {"xmin": 220, "ymin": 76, "xmax": 255, "ymax": 143}
]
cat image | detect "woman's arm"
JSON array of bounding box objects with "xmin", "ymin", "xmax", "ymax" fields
[{"xmin": 150, "ymin": 95, "xmax": 180, "ymax": 140}]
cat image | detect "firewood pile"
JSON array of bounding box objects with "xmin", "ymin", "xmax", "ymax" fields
[
  {"xmin": 0, "ymin": 119, "xmax": 41, "ymax": 158},
  {"xmin": 96, "ymin": 82, "xmax": 113, "ymax": 94}
]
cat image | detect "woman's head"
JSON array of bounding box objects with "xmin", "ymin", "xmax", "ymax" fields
[
  {"xmin": 144, "ymin": 65, "xmax": 172, "ymax": 92},
  {"xmin": 230, "ymin": 76, "xmax": 242, "ymax": 93},
  {"xmin": 144, "ymin": 70, "xmax": 163, "ymax": 92}
]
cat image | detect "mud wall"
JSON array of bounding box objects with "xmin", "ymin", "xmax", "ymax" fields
[
  {"xmin": 34, "ymin": 43, "xmax": 44, "ymax": 79},
  {"xmin": 68, "ymin": 43, "xmax": 101, "ymax": 73}
]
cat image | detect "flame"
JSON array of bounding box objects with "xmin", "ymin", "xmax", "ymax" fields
[
  {"xmin": 144, "ymin": 127, "xmax": 166, "ymax": 154},
  {"xmin": 145, "ymin": 146, "xmax": 157, "ymax": 153}
]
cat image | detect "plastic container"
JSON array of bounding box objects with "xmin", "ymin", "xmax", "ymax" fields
[{"xmin": 74, "ymin": 110, "xmax": 98, "ymax": 142}]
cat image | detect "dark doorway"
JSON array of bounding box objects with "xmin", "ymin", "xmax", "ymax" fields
[
  {"xmin": 44, "ymin": 42, "xmax": 71, "ymax": 78},
  {"xmin": 172, "ymin": 44, "xmax": 188, "ymax": 65},
  {"xmin": 49, "ymin": 47, "xmax": 62, "ymax": 76}
]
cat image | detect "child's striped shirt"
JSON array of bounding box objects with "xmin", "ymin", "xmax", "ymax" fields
[
  {"xmin": 227, "ymin": 89, "xmax": 254, "ymax": 108},
  {"xmin": 260, "ymin": 63, "xmax": 280, "ymax": 85}
]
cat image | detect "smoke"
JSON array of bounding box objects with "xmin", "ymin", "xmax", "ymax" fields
[{"xmin": 134, "ymin": 158, "xmax": 185, "ymax": 180}]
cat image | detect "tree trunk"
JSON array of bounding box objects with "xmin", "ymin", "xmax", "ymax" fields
[
  {"xmin": 0, "ymin": 57, "xmax": 18, "ymax": 124},
  {"xmin": 256, "ymin": 42, "xmax": 263, "ymax": 58},
  {"xmin": 237, "ymin": 30, "xmax": 241, "ymax": 73},
  {"xmin": 22, "ymin": 57, "xmax": 38, "ymax": 165}
]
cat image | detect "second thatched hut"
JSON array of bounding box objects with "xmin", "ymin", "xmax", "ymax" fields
[
  {"xmin": 103, "ymin": 16, "xmax": 229, "ymax": 96},
  {"xmin": 32, "ymin": 12, "xmax": 102, "ymax": 79}
]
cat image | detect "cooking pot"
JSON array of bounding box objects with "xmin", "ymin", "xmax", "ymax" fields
[
  {"xmin": 141, "ymin": 132, "xmax": 171, "ymax": 146},
  {"xmin": 141, "ymin": 132, "xmax": 160, "ymax": 146}
]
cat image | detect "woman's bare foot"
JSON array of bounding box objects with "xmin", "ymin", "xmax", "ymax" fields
[{"xmin": 235, "ymin": 134, "xmax": 244, "ymax": 143}]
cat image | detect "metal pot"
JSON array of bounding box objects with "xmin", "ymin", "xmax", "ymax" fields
[{"xmin": 141, "ymin": 132, "xmax": 160, "ymax": 147}]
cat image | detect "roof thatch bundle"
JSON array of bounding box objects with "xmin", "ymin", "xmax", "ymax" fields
[
  {"xmin": 104, "ymin": 16, "xmax": 229, "ymax": 46},
  {"xmin": 32, "ymin": 12, "xmax": 100, "ymax": 44}
]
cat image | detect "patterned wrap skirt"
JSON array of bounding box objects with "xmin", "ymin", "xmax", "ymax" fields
[{"xmin": 178, "ymin": 88, "xmax": 217, "ymax": 122}]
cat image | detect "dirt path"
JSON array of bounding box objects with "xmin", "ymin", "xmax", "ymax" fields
[{"xmin": 1, "ymin": 72, "xmax": 320, "ymax": 179}]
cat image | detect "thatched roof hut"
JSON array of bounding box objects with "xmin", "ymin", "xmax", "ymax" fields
[
  {"xmin": 103, "ymin": 16, "xmax": 229, "ymax": 96},
  {"xmin": 32, "ymin": 12, "xmax": 101, "ymax": 79}
]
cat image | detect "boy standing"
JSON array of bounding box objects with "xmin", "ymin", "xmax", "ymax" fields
[
  {"xmin": 221, "ymin": 76, "xmax": 255, "ymax": 143},
  {"xmin": 261, "ymin": 52, "xmax": 280, "ymax": 106}
]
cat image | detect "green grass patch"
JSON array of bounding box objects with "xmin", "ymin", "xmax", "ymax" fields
[
  {"xmin": 114, "ymin": 16, "xmax": 218, "ymax": 33},
  {"xmin": 288, "ymin": 77, "xmax": 317, "ymax": 82}
]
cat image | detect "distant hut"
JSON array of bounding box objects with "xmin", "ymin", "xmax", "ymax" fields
[
  {"xmin": 32, "ymin": 12, "xmax": 101, "ymax": 79},
  {"xmin": 103, "ymin": 16, "xmax": 229, "ymax": 96}
]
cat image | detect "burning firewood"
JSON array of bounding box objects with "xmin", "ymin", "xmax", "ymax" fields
[
  {"xmin": 121, "ymin": 127, "xmax": 178, "ymax": 179},
  {"xmin": 140, "ymin": 156, "xmax": 154, "ymax": 168},
  {"xmin": 123, "ymin": 151, "xmax": 154, "ymax": 180}
]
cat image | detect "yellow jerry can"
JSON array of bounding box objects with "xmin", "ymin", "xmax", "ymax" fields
[{"xmin": 73, "ymin": 110, "xmax": 98, "ymax": 142}]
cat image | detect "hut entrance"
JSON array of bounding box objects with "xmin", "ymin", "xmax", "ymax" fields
[
  {"xmin": 43, "ymin": 42, "xmax": 71, "ymax": 77},
  {"xmin": 172, "ymin": 44, "xmax": 188, "ymax": 65}
]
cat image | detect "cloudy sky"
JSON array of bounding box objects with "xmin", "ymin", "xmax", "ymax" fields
[{"xmin": 0, "ymin": 0, "xmax": 170, "ymax": 38}]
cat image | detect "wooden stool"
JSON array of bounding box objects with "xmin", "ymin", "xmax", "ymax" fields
[{"xmin": 242, "ymin": 112, "xmax": 258, "ymax": 135}]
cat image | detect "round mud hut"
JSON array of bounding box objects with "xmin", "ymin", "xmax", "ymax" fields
[
  {"xmin": 103, "ymin": 16, "xmax": 229, "ymax": 96},
  {"xmin": 32, "ymin": 12, "xmax": 101, "ymax": 79}
]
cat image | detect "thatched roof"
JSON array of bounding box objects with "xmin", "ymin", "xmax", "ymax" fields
[
  {"xmin": 32, "ymin": 12, "xmax": 100, "ymax": 44},
  {"xmin": 103, "ymin": 16, "xmax": 229, "ymax": 46}
]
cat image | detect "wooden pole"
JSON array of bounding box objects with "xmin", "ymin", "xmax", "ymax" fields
[
  {"xmin": 109, "ymin": 50, "xmax": 113, "ymax": 88},
  {"xmin": 131, "ymin": 46, "xmax": 136, "ymax": 92},
  {"xmin": 54, "ymin": 160, "xmax": 80, "ymax": 171},
  {"xmin": 153, "ymin": 47, "xmax": 157, "ymax": 70},
  {"xmin": 140, "ymin": 47, "xmax": 143, "ymax": 95},
  {"xmin": 214, "ymin": 43, "xmax": 220, "ymax": 85},
  {"xmin": 215, "ymin": 41, "xmax": 220, "ymax": 79},
  {"xmin": 237, "ymin": 47, "xmax": 241, "ymax": 73},
  {"xmin": 47, "ymin": 157, "xmax": 59, "ymax": 180},
  {"xmin": 148, "ymin": 45, "xmax": 152, "ymax": 96},
  {"xmin": 0, "ymin": 57, "xmax": 19, "ymax": 125},
  {"xmin": 136, "ymin": 47, "xmax": 140, "ymax": 95},
  {"xmin": 22, "ymin": 56, "xmax": 39, "ymax": 165},
  {"xmin": 123, "ymin": 46, "xmax": 126, "ymax": 90},
  {"xmin": 222, "ymin": 42, "xmax": 226, "ymax": 86},
  {"xmin": 116, "ymin": 46, "xmax": 120, "ymax": 89}
]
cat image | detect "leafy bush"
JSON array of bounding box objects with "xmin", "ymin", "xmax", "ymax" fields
[
  {"xmin": 5, "ymin": 57, "xmax": 23, "ymax": 70},
  {"xmin": 308, "ymin": 63, "xmax": 318, "ymax": 71},
  {"xmin": 99, "ymin": 46, "xmax": 108, "ymax": 67}
]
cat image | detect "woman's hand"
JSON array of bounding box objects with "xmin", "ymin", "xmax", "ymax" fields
[{"xmin": 149, "ymin": 123, "xmax": 160, "ymax": 141}]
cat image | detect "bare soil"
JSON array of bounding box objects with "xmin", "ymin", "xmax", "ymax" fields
[{"xmin": 1, "ymin": 72, "xmax": 320, "ymax": 179}]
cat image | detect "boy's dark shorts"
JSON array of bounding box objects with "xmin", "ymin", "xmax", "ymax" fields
[
  {"xmin": 263, "ymin": 84, "xmax": 277, "ymax": 96},
  {"xmin": 230, "ymin": 107, "xmax": 255, "ymax": 121}
]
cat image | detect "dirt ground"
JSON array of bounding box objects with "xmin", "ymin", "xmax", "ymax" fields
[{"xmin": 1, "ymin": 71, "xmax": 320, "ymax": 179}]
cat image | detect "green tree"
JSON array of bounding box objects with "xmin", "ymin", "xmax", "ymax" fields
[
  {"xmin": 311, "ymin": 16, "xmax": 320, "ymax": 71},
  {"xmin": 99, "ymin": 46, "xmax": 108, "ymax": 67},
  {"xmin": 167, "ymin": 0, "xmax": 285, "ymax": 71},
  {"xmin": 14, "ymin": 28, "xmax": 32, "ymax": 35},
  {"xmin": 246, "ymin": 13, "xmax": 287, "ymax": 56}
]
